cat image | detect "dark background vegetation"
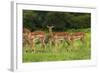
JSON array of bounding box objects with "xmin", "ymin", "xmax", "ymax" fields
[{"xmin": 23, "ymin": 10, "xmax": 91, "ymax": 31}]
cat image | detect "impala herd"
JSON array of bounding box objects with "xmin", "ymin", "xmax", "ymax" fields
[{"xmin": 23, "ymin": 25, "xmax": 85, "ymax": 52}]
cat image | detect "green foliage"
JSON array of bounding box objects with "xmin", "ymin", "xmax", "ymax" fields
[{"xmin": 23, "ymin": 10, "xmax": 91, "ymax": 31}]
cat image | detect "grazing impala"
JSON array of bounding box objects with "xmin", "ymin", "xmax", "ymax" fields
[
  {"xmin": 47, "ymin": 26, "xmax": 85, "ymax": 45},
  {"xmin": 28, "ymin": 31, "xmax": 46, "ymax": 48},
  {"xmin": 70, "ymin": 32, "xmax": 85, "ymax": 42},
  {"xmin": 23, "ymin": 28, "xmax": 46, "ymax": 52},
  {"xmin": 23, "ymin": 27, "xmax": 31, "ymax": 47},
  {"xmin": 52, "ymin": 32, "xmax": 70, "ymax": 43}
]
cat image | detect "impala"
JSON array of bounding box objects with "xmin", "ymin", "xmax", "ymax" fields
[
  {"xmin": 70, "ymin": 32, "xmax": 85, "ymax": 42},
  {"xmin": 47, "ymin": 25, "xmax": 70, "ymax": 46},
  {"xmin": 28, "ymin": 31, "xmax": 46, "ymax": 48},
  {"xmin": 47, "ymin": 26, "xmax": 85, "ymax": 46},
  {"xmin": 23, "ymin": 28, "xmax": 46, "ymax": 52},
  {"xmin": 23, "ymin": 27, "xmax": 31, "ymax": 47}
]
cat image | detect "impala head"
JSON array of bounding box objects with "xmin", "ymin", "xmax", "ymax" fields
[{"xmin": 47, "ymin": 25, "xmax": 54, "ymax": 36}]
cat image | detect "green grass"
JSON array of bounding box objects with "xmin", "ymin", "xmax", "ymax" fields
[{"xmin": 23, "ymin": 28, "xmax": 91, "ymax": 62}]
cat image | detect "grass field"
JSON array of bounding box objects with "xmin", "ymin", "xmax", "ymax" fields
[{"xmin": 23, "ymin": 28, "xmax": 91, "ymax": 62}]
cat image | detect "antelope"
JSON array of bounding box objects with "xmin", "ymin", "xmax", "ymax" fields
[
  {"xmin": 47, "ymin": 26, "xmax": 85, "ymax": 45},
  {"xmin": 47, "ymin": 25, "xmax": 70, "ymax": 46},
  {"xmin": 52, "ymin": 32, "xmax": 70, "ymax": 44},
  {"xmin": 23, "ymin": 27, "xmax": 31, "ymax": 47},
  {"xmin": 23, "ymin": 28, "xmax": 46, "ymax": 52},
  {"xmin": 70, "ymin": 32, "xmax": 85, "ymax": 42},
  {"xmin": 28, "ymin": 31, "xmax": 46, "ymax": 48}
]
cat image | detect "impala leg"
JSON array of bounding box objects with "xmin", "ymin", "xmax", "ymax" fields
[
  {"xmin": 39, "ymin": 38, "xmax": 46, "ymax": 53},
  {"xmin": 81, "ymin": 36, "xmax": 84, "ymax": 43},
  {"xmin": 54, "ymin": 39, "xmax": 59, "ymax": 53},
  {"xmin": 29, "ymin": 40, "xmax": 35, "ymax": 53},
  {"xmin": 49, "ymin": 40, "xmax": 52, "ymax": 49},
  {"xmin": 67, "ymin": 41, "xmax": 71, "ymax": 46},
  {"xmin": 66, "ymin": 39, "xmax": 73, "ymax": 52},
  {"xmin": 32, "ymin": 42, "xmax": 35, "ymax": 53},
  {"xmin": 42, "ymin": 40, "xmax": 46, "ymax": 48}
]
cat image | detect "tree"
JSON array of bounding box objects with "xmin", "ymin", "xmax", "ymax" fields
[{"xmin": 23, "ymin": 10, "xmax": 91, "ymax": 31}]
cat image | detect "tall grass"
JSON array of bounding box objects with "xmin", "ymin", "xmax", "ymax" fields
[{"xmin": 23, "ymin": 28, "xmax": 91, "ymax": 62}]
